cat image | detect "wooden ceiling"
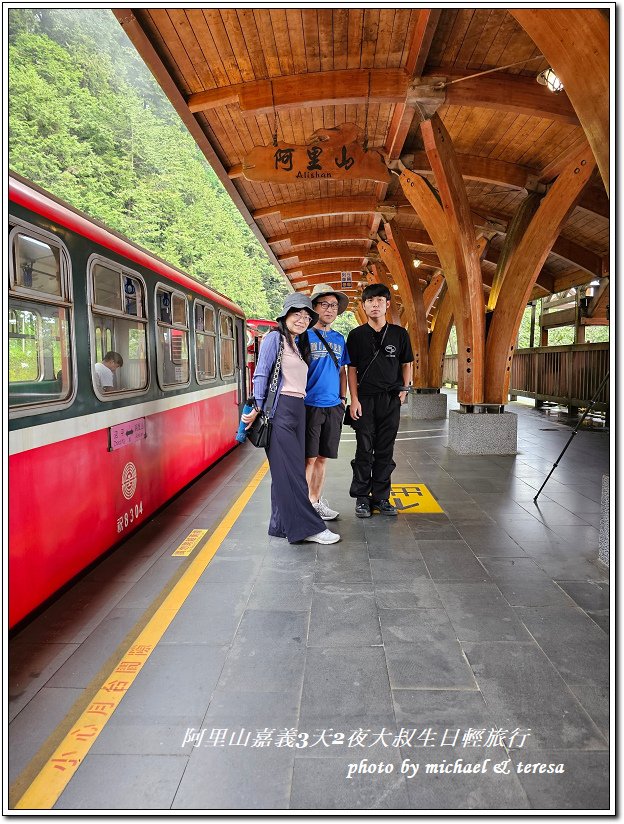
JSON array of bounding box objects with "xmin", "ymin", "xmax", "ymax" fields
[{"xmin": 114, "ymin": 8, "xmax": 609, "ymax": 318}]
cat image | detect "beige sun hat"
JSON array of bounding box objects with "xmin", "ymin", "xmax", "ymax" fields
[{"xmin": 309, "ymin": 283, "xmax": 349, "ymax": 315}]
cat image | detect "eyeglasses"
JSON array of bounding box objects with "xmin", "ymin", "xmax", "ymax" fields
[
  {"xmin": 316, "ymin": 301, "xmax": 339, "ymax": 310},
  {"xmin": 290, "ymin": 310, "xmax": 312, "ymax": 322}
]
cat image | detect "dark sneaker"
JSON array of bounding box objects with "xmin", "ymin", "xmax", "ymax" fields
[
  {"xmin": 355, "ymin": 497, "xmax": 371, "ymax": 518},
  {"xmin": 371, "ymin": 499, "xmax": 397, "ymax": 516}
]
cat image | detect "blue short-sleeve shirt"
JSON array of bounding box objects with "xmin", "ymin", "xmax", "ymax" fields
[{"xmin": 304, "ymin": 328, "xmax": 350, "ymax": 408}]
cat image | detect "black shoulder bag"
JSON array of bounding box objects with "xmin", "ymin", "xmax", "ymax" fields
[
  {"xmin": 311, "ymin": 328, "xmax": 340, "ymax": 369},
  {"xmin": 344, "ymin": 325, "xmax": 388, "ymax": 427},
  {"xmin": 247, "ymin": 337, "xmax": 284, "ymax": 448}
]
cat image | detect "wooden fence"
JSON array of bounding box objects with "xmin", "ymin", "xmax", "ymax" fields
[{"xmin": 443, "ymin": 343, "xmax": 609, "ymax": 410}]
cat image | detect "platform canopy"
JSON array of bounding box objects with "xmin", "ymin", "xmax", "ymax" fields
[{"xmin": 114, "ymin": 8, "xmax": 609, "ymax": 330}]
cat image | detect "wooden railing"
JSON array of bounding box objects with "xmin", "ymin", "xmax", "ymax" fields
[{"xmin": 443, "ymin": 343, "xmax": 609, "ymax": 410}]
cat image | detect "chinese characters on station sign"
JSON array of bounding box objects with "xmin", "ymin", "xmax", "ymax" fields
[
  {"xmin": 341, "ymin": 272, "xmax": 353, "ymax": 288},
  {"xmin": 242, "ymin": 124, "xmax": 390, "ymax": 184}
]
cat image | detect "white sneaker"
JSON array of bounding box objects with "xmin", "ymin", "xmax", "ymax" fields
[
  {"xmin": 304, "ymin": 529, "xmax": 341, "ymax": 544},
  {"xmin": 313, "ymin": 497, "xmax": 340, "ymax": 520}
]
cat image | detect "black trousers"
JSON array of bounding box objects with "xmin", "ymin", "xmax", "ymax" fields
[
  {"xmin": 266, "ymin": 394, "xmax": 326, "ymax": 543},
  {"xmin": 349, "ymin": 392, "xmax": 402, "ymax": 502}
]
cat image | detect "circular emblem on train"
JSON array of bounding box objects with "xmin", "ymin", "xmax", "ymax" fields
[{"xmin": 121, "ymin": 462, "xmax": 137, "ymax": 500}]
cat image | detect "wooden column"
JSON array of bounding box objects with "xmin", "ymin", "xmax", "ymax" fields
[
  {"xmin": 428, "ymin": 287, "xmax": 454, "ymax": 387},
  {"xmin": 484, "ymin": 143, "xmax": 596, "ymax": 403},
  {"xmin": 511, "ymin": 9, "xmax": 610, "ymax": 194},
  {"xmin": 377, "ymin": 223, "xmax": 430, "ymax": 387},
  {"xmin": 399, "ymin": 113, "xmax": 485, "ymax": 403},
  {"xmin": 423, "ymin": 272, "xmax": 445, "ymax": 315}
]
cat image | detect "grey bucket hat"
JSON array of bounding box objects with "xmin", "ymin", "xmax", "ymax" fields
[
  {"xmin": 276, "ymin": 292, "xmax": 319, "ymax": 324},
  {"xmin": 309, "ymin": 283, "xmax": 349, "ymax": 315}
]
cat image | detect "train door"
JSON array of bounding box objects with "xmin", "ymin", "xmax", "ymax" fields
[{"xmin": 234, "ymin": 317, "xmax": 246, "ymax": 408}]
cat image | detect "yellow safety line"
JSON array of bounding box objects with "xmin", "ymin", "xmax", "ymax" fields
[{"xmin": 14, "ymin": 461, "xmax": 269, "ymax": 811}]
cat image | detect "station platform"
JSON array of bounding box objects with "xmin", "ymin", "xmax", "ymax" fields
[{"xmin": 8, "ymin": 389, "xmax": 611, "ymax": 812}]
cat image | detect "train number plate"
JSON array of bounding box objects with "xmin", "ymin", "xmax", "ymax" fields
[{"xmin": 109, "ymin": 418, "xmax": 147, "ymax": 451}]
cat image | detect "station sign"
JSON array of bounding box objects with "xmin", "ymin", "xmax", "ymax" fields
[
  {"xmin": 341, "ymin": 271, "xmax": 353, "ymax": 287},
  {"xmin": 242, "ymin": 123, "xmax": 390, "ymax": 185}
]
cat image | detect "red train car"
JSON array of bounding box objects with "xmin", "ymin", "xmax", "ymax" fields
[{"xmin": 8, "ymin": 173, "xmax": 248, "ymax": 627}]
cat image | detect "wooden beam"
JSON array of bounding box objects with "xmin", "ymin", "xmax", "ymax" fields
[
  {"xmin": 253, "ymin": 196, "xmax": 380, "ymax": 222},
  {"xmin": 511, "ymin": 9, "xmax": 609, "ymax": 193},
  {"xmin": 428, "ymin": 287, "xmax": 453, "ymax": 386},
  {"xmin": 370, "ymin": 262, "xmax": 401, "ymax": 325},
  {"xmin": 401, "ymin": 113, "xmax": 486, "ymax": 404},
  {"xmin": 408, "ymin": 150, "xmax": 532, "ymax": 190},
  {"xmin": 268, "ymin": 227, "xmax": 374, "ymax": 247},
  {"xmin": 377, "ymin": 228, "xmax": 430, "ymax": 388},
  {"xmin": 420, "ymin": 70, "xmax": 579, "ymax": 125},
  {"xmin": 423, "ymin": 272, "xmax": 445, "ymax": 315},
  {"xmin": 279, "ymin": 245, "xmax": 373, "ymax": 266},
  {"xmin": 187, "ymin": 68, "xmax": 409, "ymax": 114},
  {"xmin": 484, "ymin": 142, "xmax": 596, "ymax": 403}
]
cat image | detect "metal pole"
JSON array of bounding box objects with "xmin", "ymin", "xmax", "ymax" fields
[{"xmin": 533, "ymin": 371, "xmax": 609, "ymax": 503}]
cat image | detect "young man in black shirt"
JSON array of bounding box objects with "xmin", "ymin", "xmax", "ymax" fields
[{"xmin": 346, "ymin": 283, "xmax": 414, "ymax": 517}]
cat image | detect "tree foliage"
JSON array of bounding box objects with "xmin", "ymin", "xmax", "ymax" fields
[{"xmin": 8, "ymin": 8, "xmax": 289, "ymax": 318}]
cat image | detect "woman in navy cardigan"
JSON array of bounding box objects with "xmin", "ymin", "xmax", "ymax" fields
[{"xmin": 242, "ymin": 294, "xmax": 341, "ymax": 545}]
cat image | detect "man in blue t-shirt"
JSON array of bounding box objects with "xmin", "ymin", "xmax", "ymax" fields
[{"xmin": 303, "ymin": 284, "xmax": 350, "ymax": 521}]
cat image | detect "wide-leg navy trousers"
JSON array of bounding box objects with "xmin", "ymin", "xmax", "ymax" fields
[{"xmin": 266, "ymin": 394, "xmax": 326, "ymax": 543}]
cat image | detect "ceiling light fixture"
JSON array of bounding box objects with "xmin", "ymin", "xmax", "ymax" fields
[
  {"xmin": 413, "ymin": 258, "xmax": 421, "ymax": 268},
  {"xmin": 536, "ymin": 68, "xmax": 564, "ymax": 93},
  {"xmin": 392, "ymin": 283, "xmax": 399, "ymax": 291}
]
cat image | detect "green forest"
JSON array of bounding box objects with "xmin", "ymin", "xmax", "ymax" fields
[
  {"xmin": 8, "ymin": 9, "xmax": 606, "ymax": 346},
  {"xmin": 8, "ymin": 8, "xmax": 291, "ymax": 320}
]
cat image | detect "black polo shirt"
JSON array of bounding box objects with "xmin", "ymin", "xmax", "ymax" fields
[{"xmin": 346, "ymin": 323, "xmax": 414, "ymax": 395}]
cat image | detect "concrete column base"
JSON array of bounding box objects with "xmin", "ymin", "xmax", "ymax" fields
[
  {"xmin": 598, "ymin": 474, "xmax": 609, "ymax": 567},
  {"xmin": 448, "ymin": 410, "xmax": 518, "ymax": 455},
  {"xmin": 404, "ymin": 391, "xmax": 447, "ymax": 420}
]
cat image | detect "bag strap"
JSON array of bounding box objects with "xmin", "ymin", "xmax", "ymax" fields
[
  {"xmin": 357, "ymin": 324, "xmax": 388, "ymax": 388},
  {"xmin": 312, "ymin": 328, "xmax": 340, "ymax": 369},
  {"xmin": 260, "ymin": 336, "xmax": 284, "ymax": 415}
]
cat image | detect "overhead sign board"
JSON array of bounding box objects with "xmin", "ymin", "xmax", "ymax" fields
[
  {"xmin": 242, "ymin": 123, "xmax": 391, "ymax": 185},
  {"xmin": 341, "ymin": 271, "xmax": 353, "ymax": 287}
]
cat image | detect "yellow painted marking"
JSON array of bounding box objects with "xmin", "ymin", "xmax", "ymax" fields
[
  {"xmin": 15, "ymin": 461, "xmax": 269, "ymax": 810},
  {"xmin": 390, "ymin": 483, "xmax": 444, "ymax": 513},
  {"xmin": 172, "ymin": 528, "xmax": 208, "ymax": 556}
]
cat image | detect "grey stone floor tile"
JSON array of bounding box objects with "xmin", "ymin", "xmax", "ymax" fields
[
  {"xmin": 374, "ymin": 580, "xmax": 443, "ymax": 609},
  {"xmin": 513, "ymin": 606, "xmax": 609, "ymax": 689},
  {"xmin": 9, "ymin": 687, "xmax": 83, "ymax": 783},
  {"xmin": 203, "ymin": 689, "xmax": 300, "ymax": 726},
  {"xmin": 555, "ymin": 581, "xmax": 610, "ymax": 612},
  {"xmin": 9, "ymin": 642, "xmax": 79, "ymax": 721},
  {"xmin": 533, "ymin": 555, "xmax": 608, "ymax": 582},
  {"xmin": 385, "ymin": 642, "xmax": 477, "ymax": 690},
  {"xmin": 587, "ymin": 611, "xmax": 609, "ymax": 634},
  {"xmin": 257, "ymin": 551, "xmax": 316, "ymax": 581},
  {"xmin": 542, "ymin": 524, "xmax": 599, "ymax": 549},
  {"xmin": 299, "ymin": 648, "xmax": 394, "ymax": 727},
  {"xmin": 233, "ymin": 609, "xmax": 309, "ymax": 647},
  {"xmin": 113, "ymin": 644, "xmax": 228, "ymax": 719},
  {"xmin": 462, "ymin": 642, "xmax": 608, "ymax": 751},
  {"xmin": 315, "ymin": 546, "xmax": 372, "ymax": 583},
  {"xmin": 477, "ymin": 557, "xmax": 549, "ymax": 582},
  {"xmin": 419, "ymin": 545, "xmax": 490, "ymax": 582},
  {"xmin": 198, "ymin": 555, "xmax": 264, "ymax": 584},
  {"xmin": 368, "ymin": 543, "xmax": 424, "ymax": 561},
  {"xmin": 290, "ymin": 755, "xmax": 410, "ymax": 810},
  {"xmin": 435, "ymin": 583, "xmax": 532, "ymax": 642},
  {"xmin": 55, "ymin": 754, "xmax": 188, "ymax": 810},
  {"xmin": 495, "ymin": 580, "xmax": 576, "ymax": 607},
  {"xmin": 247, "ymin": 580, "xmax": 313, "ymax": 612},
  {"xmin": 46, "ymin": 608, "xmax": 146, "ymax": 689},
  {"xmin": 392, "ymin": 688, "xmax": 494, "ymax": 731},
  {"xmin": 308, "ymin": 587, "xmax": 381, "ymax": 647},
  {"xmin": 509, "ymin": 750, "xmax": 610, "ymax": 810},
  {"xmin": 217, "ymin": 644, "xmax": 306, "ymax": 695},
  {"xmin": 568, "ymin": 684, "xmax": 610, "ymax": 743},
  {"xmin": 370, "ymin": 559, "xmax": 430, "ymax": 584},
  {"xmin": 160, "ymin": 582, "xmax": 252, "ymax": 645},
  {"xmin": 456, "ymin": 526, "xmax": 524, "ymax": 556},
  {"xmin": 90, "ymin": 717, "xmax": 202, "ymax": 756},
  {"xmin": 173, "ymin": 746, "xmax": 295, "ymax": 810},
  {"xmin": 379, "ymin": 608, "xmax": 457, "ymax": 645},
  {"xmin": 402, "ymin": 745, "xmax": 530, "ymax": 810}
]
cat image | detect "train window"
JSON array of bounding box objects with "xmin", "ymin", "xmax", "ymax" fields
[
  {"xmin": 89, "ymin": 257, "xmax": 149, "ymax": 397},
  {"xmin": 219, "ymin": 313, "xmax": 235, "ymax": 378},
  {"xmin": 12, "ymin": 233, "xmax": 62, "ymax": 297},
  {"xmin": 194, "ymin": 301, "xmax": 216, "ymax": 382},
  {"xmin": 9, "ymin": 225, "xmax": 74, "ymax": 412},
  {"xmin": 8, "ymin": 299, "xmax": 72, "ymax": 407},
  {"xmin": 155, "ymin": 285, "xmax": 190, "ymax": 388}
]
